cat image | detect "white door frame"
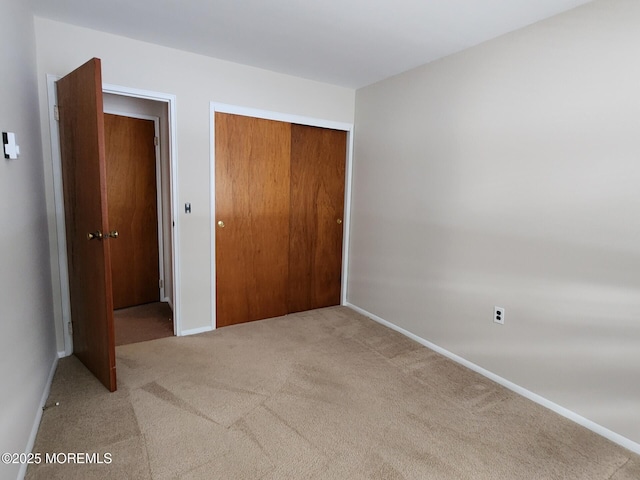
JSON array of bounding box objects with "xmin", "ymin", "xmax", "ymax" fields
[
  {"xmin": 46, "ymin": 75, "xmax": 182, "ymax": 356},
  {"xmin": 102, "ymin": 110, "xmax": 168, "ymax": 302},
  {"xmin": 209, "ymin": 102, "xmax": 355, "ymax": 330}
]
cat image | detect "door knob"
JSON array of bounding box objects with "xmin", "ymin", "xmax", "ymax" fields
[
  {"xmin": 337, "ymin": 219, "xmax": 342, "ymax": 225},
  {"xmin": 217, "ymin": 220, "xmax": 225, "ymax": 228},
  {"xmin": 87, "ymin": 230, "xmax": 103, "ymax": 240},
  {"xmin": 105, "ymin": 230, "xmax": 119, "ymax": 239}
]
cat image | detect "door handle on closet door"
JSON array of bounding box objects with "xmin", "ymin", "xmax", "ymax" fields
[{"xmin": 87, "ymin": 230, "xmax": 103, "ymax": 240}]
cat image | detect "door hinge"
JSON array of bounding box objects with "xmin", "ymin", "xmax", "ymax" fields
[
  {"xmin": 159, "ymin": 279, "xmax": 164, "ymax": 289},
  {"xmin": 54, "ymin": 105, "xmax": 60, "ymax": 121},
  {"xmin": 154, "ymin": 136, "xmax": 159, "ymax": 146},
  {"xmin": 67, "ymin": 321, "xmax": 73, "ymax": 335}
]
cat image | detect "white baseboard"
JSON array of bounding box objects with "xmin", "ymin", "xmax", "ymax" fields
[
  {"xmin": 17, "ymin": 354, "xmax": 59, "ymax": 480},
  {"xmin": 57, "ymin": 350, "xmax": 67, "ymax": 358},
  {"xmin": 345, "ymin": 302, "xmax": 640, "ymax": 456},
  {"xmin": 180, "ymin": 325, "xmax": 214, "ymax": 336}
]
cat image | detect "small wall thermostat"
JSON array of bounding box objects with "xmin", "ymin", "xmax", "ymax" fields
[{"xmin": 3, "ymin": 132, "xmax": 20, "ymax": 159}]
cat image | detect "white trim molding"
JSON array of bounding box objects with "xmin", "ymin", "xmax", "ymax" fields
[
  {"xmin": 345, "ymin": 302, "xmax": 640, "ymax": 456},
  {"xmin": 18, "ymin": 354, "xmax": 59, "ymax": 480},
  {"xmin": 46, "ymin": 74, "xmax": 72, "ymax": 356},
  {"xmin": 209, "ymin": 102, "xmax": 355, "ymax": 330},
  {"xmin": 181, "ymin": 325, "xmax": 215, "ymax": 337}
]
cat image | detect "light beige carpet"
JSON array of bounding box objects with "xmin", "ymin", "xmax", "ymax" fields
[{"xmin": 27, "ymin": 307, "xmax": 639, "ymax": 479}]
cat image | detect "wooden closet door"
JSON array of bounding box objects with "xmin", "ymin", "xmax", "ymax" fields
[
  {"xmin": 215, "ymin": 113, "xmax": 291, "ymax": 327},
  {"xmin": 288, "ymin": 124, "xmax": 347, "ymax": 313},
  {"xmin": 105, "ymin": 114, "xmax": 160, "ymax": 309}
]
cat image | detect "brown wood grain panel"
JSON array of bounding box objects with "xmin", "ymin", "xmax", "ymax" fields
[
  {"xmin": 57, "ymin": 58, "xmax": 117, "ymax": 391},
  {"xmin": 105, "ymin": 114, "xmax": 160, "ymax": 309},
  {"xmin": 288, "ymin": 124, "xmax": 347, "ymax": 313},
  {"xmin": 215, "ymin": 113, "xmax": 291, "ymax": 327}
]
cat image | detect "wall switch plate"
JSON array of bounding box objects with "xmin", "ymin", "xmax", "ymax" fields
[
  {"xmin": 3, "ymin": 132, "xmax": 20, "ymax": 159},
  {"xmin": 494, "ymin": 306, "xmax": 505, "ymax": 325}
]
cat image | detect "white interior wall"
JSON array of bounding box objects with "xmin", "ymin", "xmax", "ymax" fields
[
  {"xmin": 0, "ymin": 0, "xmax": 57, "ymax": 478},
  {"xmin": 103, "ymin": 94, "xmax": 173, "ymax": 307},
  {"xmin": 349, "ymin": 0, "xmax": 640, "ymax": 446},
  {"xmin": 34, "ymin": 17, "xmax": 355, "ymax": 344}
]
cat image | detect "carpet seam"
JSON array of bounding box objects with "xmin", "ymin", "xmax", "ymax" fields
[{"xmin": 607, "ymin": 457, "xmax": 631, "ymax": 480}]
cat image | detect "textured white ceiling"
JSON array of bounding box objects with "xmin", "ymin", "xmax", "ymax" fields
[{"xmin": 32, "ymin": 0, "xmax": 595, "ymax": 88}]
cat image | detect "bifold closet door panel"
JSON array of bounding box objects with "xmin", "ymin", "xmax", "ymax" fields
[
  {"xmin": 288, "ymin": 124, "xmax": 347, "ymax": 313},
  {"xmin": 215, "ymin": 113, "xmax": 291, "ymax": 327}
]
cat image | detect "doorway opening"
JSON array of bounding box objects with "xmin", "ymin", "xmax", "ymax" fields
[
  {"xmin": 47, "ymin": 71, "xmax": 181, "ymax": 362},
  {"xmin": 104, "ymin": 94, "xmax": 174, "ymax": 346}
]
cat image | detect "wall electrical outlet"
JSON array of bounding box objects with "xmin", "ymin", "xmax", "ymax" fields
[{"xmin": 494, "ymin": 306, "xmax": 505, "ymax": 325}]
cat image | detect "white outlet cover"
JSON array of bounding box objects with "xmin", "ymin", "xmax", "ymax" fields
[{"xmin": 494, "ymin": 306, "xmax": 505, "ymax": 325}]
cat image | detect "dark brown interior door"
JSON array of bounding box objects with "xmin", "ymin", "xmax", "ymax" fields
[
  {"xmin": 288, "ymin": 124, "xmax": 347, "ymax": 312},
  {"xmin": 57, "ymin": 58, "xmax": 117, "ymax": 392},
  {"xmin": 215, "ymin": 113, "xmax": 292, "ymax": 327},
  {"xmin": 105, "ymin": 114, "xmax": 160, "ymax": 309}
]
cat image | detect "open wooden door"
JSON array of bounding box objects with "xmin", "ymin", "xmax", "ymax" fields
[{"xmin": 57, "ymin": 58, "xmax": 117, "ymax": 392}]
